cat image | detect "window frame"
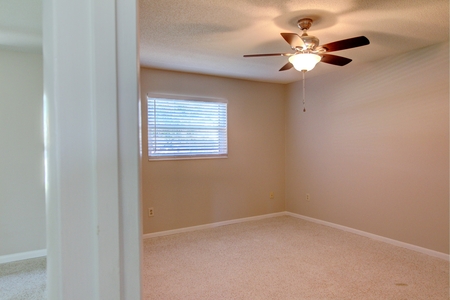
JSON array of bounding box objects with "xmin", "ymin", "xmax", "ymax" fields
[{"xmin": 146, "ymin": 94, "xmax": 228, "ymax": 161}]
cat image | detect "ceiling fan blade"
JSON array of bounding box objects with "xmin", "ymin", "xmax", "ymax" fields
[
  {"xmin": 280, "ymin": 33, "xmax": 305, "ymax": 49},
  {"xmin": 243, "ymin": 53, "xmax": 289, "ymax": 57},
  {"xmin": 320, "ymin": 54, "xmax": 352, "ymax": 66},
  {"xmin": 321, "ymin": 36, "xmax": 370, "ymax": 52},
  {"xmin": 279, "ymin": 62, "xmax": 293, "ymax": 71}
]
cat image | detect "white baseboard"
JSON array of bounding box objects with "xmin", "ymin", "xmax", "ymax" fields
[
  {"xmin": 143, "ymin": 211, "xmax": 449, "ymax": 261},
  {"xmin": 0, "ymin": 249, "xmax": 47, "ymax": 264},
  {"xmin": 142, "ymin": 212, "xmax": 286, "ymax": 239},
  {"xmin": 286, "ymin": 212, "xmax": 449, "ymax": 261}
]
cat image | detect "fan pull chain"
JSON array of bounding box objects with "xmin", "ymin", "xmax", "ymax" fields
[{"xmin": 302, "ymin": 70, "xmax": 306, "ymax": 112}]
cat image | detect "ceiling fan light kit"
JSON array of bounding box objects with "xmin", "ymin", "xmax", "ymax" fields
[{"xmin": 288, "ymin": 53, "xmax": 322, "ymax": 72}]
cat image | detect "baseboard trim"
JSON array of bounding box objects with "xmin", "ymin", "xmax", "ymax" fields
[
  {"xmin": 142, "ymin": 211, "xmax": 449, "ymax": 261},
  {"xmin": 286, "ymin": 212, "xmax": 449, "ymax": 261},
  {"xmin": 0, "ymin": 249, "xmax": 47, "ymax": 264},
  {"xmin": 142, "ymin": 212, "xmax": 286, "ymax": 239}
]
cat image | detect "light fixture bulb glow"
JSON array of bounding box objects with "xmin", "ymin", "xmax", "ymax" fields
[{"xmin": 288, "ymin": 53, "xmax": 321, "ymax": 72}]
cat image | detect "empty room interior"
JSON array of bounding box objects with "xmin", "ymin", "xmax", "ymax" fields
[{"xmin": 1, "ymin": 0, "xmax": 449, "ymax": 299}]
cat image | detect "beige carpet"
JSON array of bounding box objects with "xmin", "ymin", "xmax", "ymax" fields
[
  {"xmin": 142, "ymin": 216, "xmax": 449, "ymax": 299},
  {"xmin": 0, "ymin": 257, "xmax": 46, "ymax": 300},
  {"xmin": 1, "ymin": 216, "xmax": 448, "ymax": 299}
]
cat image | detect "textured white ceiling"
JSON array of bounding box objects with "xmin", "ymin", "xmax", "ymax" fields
[
  {"xmin": 140, "ymin": 0, "xmax": 449, "ymax": 83},
  {"xmin": 0, "ymin": 0, "xmax": 42, "ymax": 52},
  {"xmin": 1, "ymin": 1, "xmax": 448, "ymax": 83}
]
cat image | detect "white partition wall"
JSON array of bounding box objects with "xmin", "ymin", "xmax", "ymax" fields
[{"xmin": 43, "ymin": 0, "xmax": 141, "ymax": 299}]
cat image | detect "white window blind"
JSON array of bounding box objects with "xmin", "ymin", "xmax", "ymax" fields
[{"xmin": 147, "ymin": 97, "xmax": 228, "ymax": 160}]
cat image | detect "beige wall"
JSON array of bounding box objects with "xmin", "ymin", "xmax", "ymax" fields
[
  {"xmin": 0, "ymin": 48, "xmax": 45, "ymax": 256},
  {"xmin": 285, "ymin": 43, "xmax": 449, "ymax": 254},
  {"xmin": 140, "ymin": 43, "xmax": 449, "ymax": 255},
  {"xmin": 140, "ymin": 68, "xmax": 286, "ymax": 233}
]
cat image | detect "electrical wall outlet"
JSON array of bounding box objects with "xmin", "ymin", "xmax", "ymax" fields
[
  {"xmin": 270, "ymin": 192, "xmax": 274, "ymax": 199},
  {"xmin": 306, "ymin": 194, "xmax": 310, "ymax": 201},
  {"xmin": 148, "ymin": 207, "xmax": 154, "ymax": 217}
]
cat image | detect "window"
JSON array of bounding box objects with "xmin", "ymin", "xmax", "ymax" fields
[{"xmin": 147, "ymin": 96, "xmax": 228, "ymax": 160}]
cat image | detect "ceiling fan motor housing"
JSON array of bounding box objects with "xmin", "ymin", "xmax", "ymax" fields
[{"xmin": 300, "ymin": 35, "xmax": 319, "ymax": 51}]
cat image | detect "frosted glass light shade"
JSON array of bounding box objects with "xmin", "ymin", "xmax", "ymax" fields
[{"xmin": 289, "ymin": 53, "xmax": 322, "ymax": 72}]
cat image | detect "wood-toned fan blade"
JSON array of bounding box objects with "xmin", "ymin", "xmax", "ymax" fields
[
  {"xmin": 320, "ymin": 54, "xmax": 352, "ymax": 66},
  {"xmin": 243, "ymin": 53, "xmax": 288, "ymax": 57},
  {"xmin": 321, "ymin": 36, "xmax": 370, "ymax": 52},
  {"xmin": 280, "ymin": 33, "xmax": 305, "ymax": 49},
  {"xmin": 279, "ymin": 62, "xmax": 293, "ymax": 71}
]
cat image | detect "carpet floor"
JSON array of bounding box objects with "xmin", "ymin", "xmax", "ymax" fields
[
  {"xmin": 1, "ymin": 216, "xmax": 448, "ymax": 299},
  {"xmin": 0, "ymin": 257, "xmax": 46, "ymax": 300},
  {"xmin": 142, "ymin": 216, "xmax": 449, "ymax": 299}
]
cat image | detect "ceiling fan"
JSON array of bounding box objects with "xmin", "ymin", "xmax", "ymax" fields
[{"xmin": 243, "ymin": 18, "xmax": 370, "ymax": 72}]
